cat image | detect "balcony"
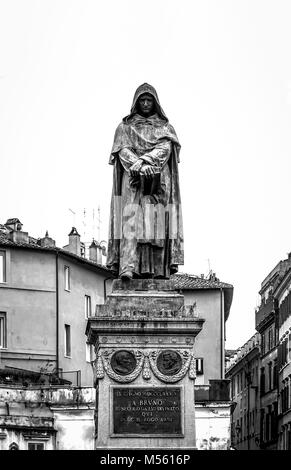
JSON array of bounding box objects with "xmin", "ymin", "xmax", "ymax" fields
[
  {"xmin": 255, "ymin": 296, "xmax": 275, "ymax": 328},
  {"xmin": 195, "ymin": 380, "xmax": 231, "ymax": 402}
]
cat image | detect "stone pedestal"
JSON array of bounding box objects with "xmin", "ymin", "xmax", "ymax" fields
[{"xmin": 86, "ymin": 279, "xmax": 204, "ymax": 450}]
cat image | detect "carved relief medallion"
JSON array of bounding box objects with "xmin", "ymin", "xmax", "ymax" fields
[
  {"xmin": 110, "ymin": 350, "xmax": 137, "ymax": 376},
  {"xmin": 156, "ymin": 350, "xmax": 182, "ymax": 376}
]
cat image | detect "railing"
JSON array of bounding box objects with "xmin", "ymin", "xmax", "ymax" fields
[
  {"xmin": 57, "ymin": 370, "xmax": 81, "ymax": 387},
  {"xmin": 0, "ymin": 367, "xmax": 82, "ymax": 387}
]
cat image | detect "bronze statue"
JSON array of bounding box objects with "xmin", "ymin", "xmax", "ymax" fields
[{"xmin": 107, "ymin": 83, "xmax": 184, "ymax": 280}]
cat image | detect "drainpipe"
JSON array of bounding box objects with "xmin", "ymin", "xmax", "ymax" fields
[
  {"xmin": 56, "ymin": 252, "xmax": 59, "ymax": 375},
  {"xmin": 220, "ymin": 288, "xmax": 224, "ymax": 379},
  {"xmin": 247, "ymin": 365, "xmax": 250, "ymax": 450}
]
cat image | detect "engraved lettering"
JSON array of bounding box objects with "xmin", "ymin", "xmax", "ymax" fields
[{"xmin": 113, "ymin": 387, "xmax": 182, "ymax": 434}]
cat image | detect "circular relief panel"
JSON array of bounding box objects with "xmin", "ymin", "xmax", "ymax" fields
[
  {"xmin": 110, "ymin": 350, "xmax": 137, "ymax": 376},
  {"xmin": 157, "ymin": 350, "xmax": 182, "ymax": 376}
]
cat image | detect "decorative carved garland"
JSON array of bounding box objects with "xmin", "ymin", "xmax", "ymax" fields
[
  {"xmin": 101, "ymin": 349, "xmax": 144, "ymax": 383},
  {"xmin": 142, "ymin": 354, "xmax": 151, "ymax": 380},
  {"xmin": 94, "ymin": 348, "xmax": 196, "ymax": 384},
  {"xmin": 188, "ymin": 354, "xmax": 196, "ymax": 379},
  {"xmin": 95, "ymin": 352, "xmax": 105, "ymax": 379}
]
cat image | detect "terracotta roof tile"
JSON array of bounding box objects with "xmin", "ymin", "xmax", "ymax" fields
[
  {"xmin": 171, "ymin": 272, "xmax": 233, "ymax": 290},
  {"xmin": 0, "ymin": 233, "xmax": 112, "ymax": 275}
]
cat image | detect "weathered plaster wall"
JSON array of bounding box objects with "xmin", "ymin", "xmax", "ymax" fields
[
  {"xmin": 183, "ymin": 290, "xmax": 223, "ymax": 383},
  {"xmin": 195, "ymin": 403, "xmax": 231, "ymax": 450},
  {"xmin": 53, "ymin": 408, "xmax": 95, "ymax": 450},
  {"xmin": 0, "ymin": 249, "xmax": 56, "ymax": 372},
  {"xmin": 0, "ymin": 387, "xmax": 95, "ymax": 450},
  {"xmin": 58, "ymin": 256, "xmax": 107, "ymax": 386},
  {"xmin": 0, "ymin": 245, "xmax": 111, "ymax": 385}
]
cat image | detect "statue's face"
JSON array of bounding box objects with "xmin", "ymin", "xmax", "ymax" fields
[{"xmin": 137, "ymin": 93, "xmax": 155, "ymax": 116}]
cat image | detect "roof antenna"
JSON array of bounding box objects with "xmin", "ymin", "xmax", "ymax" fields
[
  {"xmin": 68, "ymin": 208, "xmax": 76, "ymax": 227},
  {"xmin": 97, "ymin": 205, "xmax": 101, "ymax": 242},
  {"xmin": 207, "ymin": 258, "xmax": 212, "ymax": 278}
]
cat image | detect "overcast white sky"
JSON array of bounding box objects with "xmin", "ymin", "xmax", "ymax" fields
[{"xmin": 1, "ymin": 0, "xmax": 291, "ymax": 349}]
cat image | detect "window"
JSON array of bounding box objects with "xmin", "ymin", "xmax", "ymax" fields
[
  {"xmin": 269, "ymin": 326, "xmax": 274, "ymax": 351},
  {"xmin": 237, "ymin": 373, "xmax": 241, "ymax": 393},
  {"xmin": 261, "ymin": 332, "xmax": 265, "ymax": 355},
  {"xmin": 266, "ymin": 405, "xmax": 272, "ymax": 442},
  {"xmin": 0, "ymin": 251, "xmax": 6, "ymax": 283},
  {"xmin": 64, "ymin": 266, "xmax": 70, "ymax": 291},
  {"xmin": 272, "ymin": 402, "xmax": 278, "ymax": 440},
  {"xmin": 64, "ymin": 324, "xmax": 71, "ymax": 357},
  {"xmin": 255, "ymin": 366, "xmax": 258, "ymax": 386},
  {"xmin": 273, "ymin": 361, "xmax": 278, "ymax": 388},
  {"xmin": 0, "ymin": 312, "xmax": 7, "ymax": 348},
  {"xmin": 268, "ymin": 362, "xmax": 273, "ymax": 391},
  {"xmin": 260, "ymin": 367, "xmax": 265, "ymax": 395},
  {"xmin": 231, "ymin": 377, "xmax": 235, "ymax": 398},
  {"xmin": 195, "ymin": 358, "xmax": 203, "ymax": 375},
  {"xmin": 85, "ymin": 295, "xmax": 92, "ymax": 318},
  {"xmin": 80, "ymin": 243, "xmax": 86, "ymax": 258},
  {"xmin": 28, "ymin": 442, "xmax": 45, "ymax": 450},
  {"xmin": 235, "ymin": 419, "xmax": 241, "ymax": 443},
  {"xmin": 260, "ymin": 409, "xmax": 265, "ymax": 443},
  {"xmin": 86, "ymin": 343, "xmax": 94, "ymax": 362}
]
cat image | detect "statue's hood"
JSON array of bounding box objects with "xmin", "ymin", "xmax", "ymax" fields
[{"xmin": 123, "ymin": 83, "xmax": 168, "ymax": 123}]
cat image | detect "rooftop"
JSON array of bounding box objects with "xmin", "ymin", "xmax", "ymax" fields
[
  {"xmin": 172, "ymin": 272, "xmax": 233, "ymax": 322},
  {"xmin": 225, "ymin": 332, "xmax": 260, "ymax": 372},
  {"xmin": 171, "ymin": 272, "xmax": 233, "ymax": 290},
  {"xmin": 0, "ymin": 220, "xmax": 234, "ymax": 297},
  {"xmin": 0, "ymin": 221, "xmax": 112, "ymax": 276}
]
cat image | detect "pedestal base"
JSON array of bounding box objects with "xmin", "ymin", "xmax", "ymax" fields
[{"xmin": 86, "ymin": 279, "xmax": 204, "ymax": 450}]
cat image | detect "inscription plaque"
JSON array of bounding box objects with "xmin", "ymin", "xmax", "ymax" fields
[{"xmin": 113, "ymin": 387, "xmax": 182, "ymax": 435}]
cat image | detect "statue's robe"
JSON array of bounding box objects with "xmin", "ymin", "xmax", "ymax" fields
[{"xmin": 107, "ymin": 84, "xmax": 184, "ymax": 278}]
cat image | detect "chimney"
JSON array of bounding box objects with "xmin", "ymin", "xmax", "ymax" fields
[
  {"xmin": 67, "ymin": 227, "xmax": 81, "ymax": 256},
  {"xmin": 89, "ymin": 239, "xmax": 102, "ymax": 264},
  {"xmin": 39, "ymin": 231, "xmax": 56, "ymax": 248},
  {"xmin": 6, "ymin": 218, "xmax": 29, "ymax": 244},
  {"xmin": 11, "ymin": 230, "xmax": 29, "ymax": 244},
  {"xmin": 80, "ymin": 242, "xmax": 86, "ymax": 258},
  {"xmin": 5, "ymin": 218, "xmax": 23, "ymax": 232}
]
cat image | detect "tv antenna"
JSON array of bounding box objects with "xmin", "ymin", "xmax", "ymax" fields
[{"xmin": 68, "ymin": 208, "xmax": 76, "ymax": 227}]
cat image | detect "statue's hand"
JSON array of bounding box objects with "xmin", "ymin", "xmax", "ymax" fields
[
  {"xmin": 129, "ymin": 159, "xmax": 143, "ymax": 176},
  {"xmin": 140, "ymin": 165, "xmax": 156, "ymax": 177}
]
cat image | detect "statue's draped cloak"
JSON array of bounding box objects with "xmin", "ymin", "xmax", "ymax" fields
[{"xmin": 107, "ymin": 83, "xmax": 184, "ymax": 278}]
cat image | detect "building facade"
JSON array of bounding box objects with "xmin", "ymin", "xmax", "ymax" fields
[
  {"xmin": 0, "ymin": 219, "xmax": 113, "ymax": 387},
  {"xmin": 226, "ymin": 333, "xmax": 261, "ymax": 450},
  {"xmin": 173, "ymin": 272, "xmax": 233, "ymax": 384},
  {"xmin": 254, "ymin": 256, "xmax": 291, "ymax": 449},
  {"xmin": 226, "ymin": 253, "xmax": 291, "ymax": 450},
  {"xmin": 274, "ymin": 268, "xmax": 291, "ymax": 449}
]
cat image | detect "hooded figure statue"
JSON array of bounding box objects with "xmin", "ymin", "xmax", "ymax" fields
[{"xmin": 107, "ymin": 83, "xmax": 184, "ymax": 280}]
